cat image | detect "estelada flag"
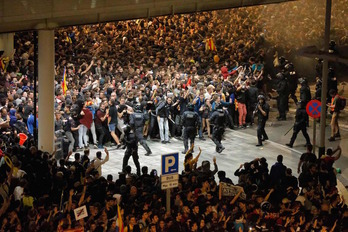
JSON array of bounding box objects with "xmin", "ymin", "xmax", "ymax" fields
[
  {"xmin": 205, "ymin": 38, "xmax": 217, "ymax": 51},
  {"xmin": 117, "ymin": 204, "xmax": 124, "ymax": 232},
  {"xmin": 61, "ymin": 67, "xmax": 68, "ymax": 95}
]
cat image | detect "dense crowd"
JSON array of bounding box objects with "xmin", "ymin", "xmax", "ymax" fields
[{"xmin": 0, "ymin": 0, "xmax": 347, "ymax": 231}]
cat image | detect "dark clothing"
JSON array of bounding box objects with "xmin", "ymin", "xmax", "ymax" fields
[
  {"xmin": 108, "ymin": 105, "xmax": 118, "ymax": 124},
  {"xmin": 122, "ymin": 130, "xmax": 141, "ymax": 176},
  {"xmin": 95, "ymin": 109, "xmax": 108, "ymax": 146},
  {"xmin": 156, "ymin": 100, "xmax": 170, "ymax": 118},
  {"xmin": 181, "ymin": 110, "xmax": 200, "ymax": 152},
  {"xmin": 210, "ymin": 109, "xmax": 228, "ymax": 151},
  {"xmin": 255, "ymin": 102, "xmax": 270, "ymax": 145},
  {"xmin": 269, "ymin": 162, "xmax": 287, "ymax": 188},
  {"xmin": 286, "ymin": 71, "xmax": 298, "ymax": 104},
  {"xmin": 129, "ymin": 111, "xmax": 151, "ymax": 154},
  {"xmin": 289, "ymin": 107, "xmax": 311, "ymax": 146},
  {"xmin": 246, "ymin": 86, "xmax": 258, "ymax": 124},
  {"xmin": 300, "ymin": 85, "xmax": 311, "ymax": 105},
  {"xmin": 276, "ymin": 78, "xmax": 288, "ymax": 119}
]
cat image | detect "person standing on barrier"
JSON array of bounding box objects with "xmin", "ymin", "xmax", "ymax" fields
[
  {"xmin": 129, "ymin": 104, "xmax": 152, "ymax": 156},
  {"xmin": 254, "ymin": 95, "xmax": 270, "ymax": 147},
  {"xmin": 181, "ymin": 103, "xmax": 199, "ymax": 154},
  {"xmin": 209, "ymin": 104, "xmax": 228, "ymax": 153},
  {"xmin": 286, "ymin": 101, "xmax": 311, "ymax": 148},
  {"xmin": 122, "ymin": 125, "xmax": 141, "ymax": 176}
]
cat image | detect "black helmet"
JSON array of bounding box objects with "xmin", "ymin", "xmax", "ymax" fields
[
  {"xmin": 276, "ymin": 72, "xmax": 284, "ymax": 79},
  {"xmin": 134, "ymin": 104, "xmax": 142, "ymax": 112},
  {"xmin": 215, "ymin": 103, "xmax": 223, "ymax": 110},
  {"xmin": 298, "ymin": 101, "xmax": 306, "ymax": 109},
  {"xmin": 258, "ymin": 95, "xmax": 265, "ymax": 101},
  {"xmin": 187, "ymin": 103, "xmax": 194, "ymax": 111},
  {"xmin": 284, "ymin": 63, "xmax": 294, "ymax": 70},
  {"xmin": 299, "ymin": 77, "xmax": 307, "ymax": 85}
]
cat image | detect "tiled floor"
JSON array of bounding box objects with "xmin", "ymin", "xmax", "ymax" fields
[{"xmin": 86, "ymin": 129, "xmax": 303, "ymax": 183}]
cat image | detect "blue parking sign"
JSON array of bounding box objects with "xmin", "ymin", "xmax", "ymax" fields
[{"xmin": 161, "ymin": 153, "xmax": 179, "ymax": 175}]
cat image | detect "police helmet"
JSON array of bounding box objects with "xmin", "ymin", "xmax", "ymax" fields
[
  {"xmin": 284, "ymin": 63, "xmax": 294, "ymax": 70},
  {"xmin": 276, "ymin": 72, "xmax": 284, "ymax": 79},
  {"xmin": 299, "ymin": 77, "xmax": 307, "ymax": 85},
  {"xmin": 134, "ymin": 104, "xmax": 142, "ymax": 112},
  {"xmin": 298, "ymin": 101, "xmax": 306, "ymax": 109},
  {"xmin": 215, "ymin": 103, "xmax": 223, "ymax": 110},
  {"xmin": 257, "ymin": 95, "xmax": 265, "ymax": 101},
  {"xmin": 187, "ymin": 103, "xmax": 194, "ymax": 111}
]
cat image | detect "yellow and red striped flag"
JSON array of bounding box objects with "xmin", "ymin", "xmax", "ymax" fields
[
  {"xmin": 61, "ymin": 67, "xmax": 68, "ymax": 95},
  {"xmin": 117, "ymin": 204, "xmax": 124, "ymax": 232},
  {"xmin": 205, "ymin": 38, "xmax": 217, "ymax": 51}
]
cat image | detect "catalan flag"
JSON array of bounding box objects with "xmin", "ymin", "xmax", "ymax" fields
[
  {"xmin": 117, "ymin": 204, "xmax": 124, "ymax": 232},
  {"xmin": 61, "ymin": 67, "xmax": 68, "ymax": 95},
  {"xmin": 205, "ymin": 38, "xmax": 217, "ymax": 51}
]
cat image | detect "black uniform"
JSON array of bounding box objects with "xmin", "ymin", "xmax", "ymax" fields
[
  {"xmin": 255, "ymin": 102, "xmax": 270, "ymax": 146},
  {"xmin": 122, "ymin": 126, "xmax": 141, "ymax": 176},
  {"xmin": 286, "ymin": 68, "xmax": 298, "ymax": 104},
  {"xmin": 276, "ymin": 75, "xmax": 289, "ymax": 120},
  {"xmin": 287, "ymin": 105, "xmax": 311, "ymax": 147},
  {"xmin": 209, "ymin": 108, "xmax": 228, "ymax": 153},
  {"xmin": 181, "ymin": 109, "xmax": 199, "ymax": 153},
  {"xmin": 246, "ymin": 85, "xmax": 258, "ymax": 125},
  {"xmin": 300, "ymin": 83, "xmax": 311, "ymax": 106},
  {"xmin": 129, "ymin": 110, "xmax": 152, "ymax": 155}
]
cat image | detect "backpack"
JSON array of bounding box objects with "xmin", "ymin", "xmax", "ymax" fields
[{"xmin": 338, "ymin": 96, "xmax": 346, "ymax": 111}]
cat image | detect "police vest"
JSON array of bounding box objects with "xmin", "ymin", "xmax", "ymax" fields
[
  {"xmin": 184, "ymin": 111, "xmax": 197, "ymax": 127},
  {"xmin": 216, "ymin": 110, "xmax": 225, "ymax": 126},
  {"xmin": 133, "ymin": 112, "xmax": 144, "ymax": 128}
]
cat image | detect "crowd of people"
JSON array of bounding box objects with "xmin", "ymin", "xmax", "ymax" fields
[{"xmin": 0, "ymin": 0, "xmax": 347, "ymax": 231}]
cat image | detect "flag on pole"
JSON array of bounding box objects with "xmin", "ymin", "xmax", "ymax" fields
[
  {"xmin": 117, "ymin": 204, "xmax": 124, "ymax": 232},
  {"xmin": 205, "ymin": 38, "xmax": 217, "ymax": 51},
  {"xmin": 61, "ymin": 67, "xmax": 68, "ymax": 95}
]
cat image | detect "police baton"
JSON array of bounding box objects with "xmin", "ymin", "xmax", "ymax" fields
[
  {"xmin": 168, "ymin": 118, "xmax": 175, "ymax": 124},
  {"xmin": 284, "ymin": 125, "xmax": 294, "ymax": 136}
]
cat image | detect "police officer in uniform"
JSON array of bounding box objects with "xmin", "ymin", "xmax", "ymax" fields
[
  {"xmin": 286, "ymin": 101, "xmax": 311, "ymax": 148},
  {"xmin": 273, "ymin": 72, "xmax": 289, "ymax": 121},
  {"xmin": 285, "ymin": 63, "xmax": 298, "ymax": 104},
  {"xmin": 129, "ymin": 104, "xmax": 152, "ymax": 156},
  {"xmin": 209, "ymin": 104, "xmax": 228, "ymax": 153},
  {"xmin": 299, "ymin": 78, "xmax": 311, "ymax": 106},
  {"xmin": 181, "ymin": 103, "xmax": 199, "ymax": 154},
  {"xmin": 254, "ymin": 95, "xmax": 270, "ymax": 146},
  {"xmin": 122, "ymin": 125, "xmax": 141, "ymax": 176}
]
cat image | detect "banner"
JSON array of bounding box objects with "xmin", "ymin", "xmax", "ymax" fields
[{"xmin": 220, "ymin": 182, "xmax": 246, "ymax": 200}]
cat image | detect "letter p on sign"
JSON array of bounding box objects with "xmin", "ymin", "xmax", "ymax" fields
[{"xmin": 161, "ymin": 153, "xmax": 179, "ymax": 175}]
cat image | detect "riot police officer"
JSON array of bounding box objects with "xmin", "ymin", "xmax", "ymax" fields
[
  {"xmin": 254, "ymin": 95, "xmax": 270, "ymax": 146},
  {"xmin": 122, "ymin": 125, "xmax": 141, "ymax": 176},
  {"xmin": 129, "ymin": 104, "xmax": 152, "ymax": 156},
  {"xmin": 209, "ymin": 104, "xmax": 228, "ymax": 153},
  {"xmin": 285, "ymin": 63, "xmax": 298, "ymax": 104},
  {"xmin": 299, "ymin": 77, "xmax": 311, "ymax": 106},
  {"xmin": 286, "ymin": 101, "xmax": 311, "ymax": 148},
  {"xmin": 181, "ymin": 104, "xmax": 199, "ymax": 154},
  {"xmin": 273, "ymin": 72, "xmax": 289, "ymax": 121}
]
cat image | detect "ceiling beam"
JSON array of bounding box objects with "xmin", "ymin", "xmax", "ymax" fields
[{"xmin": 0, "ymin": 0, "xmax": 295, "ymax": 33}]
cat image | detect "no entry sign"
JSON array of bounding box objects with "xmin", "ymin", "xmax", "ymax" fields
[{"xmin": 306, "ymin": 100, "xmax": 321, "ymax": 118}]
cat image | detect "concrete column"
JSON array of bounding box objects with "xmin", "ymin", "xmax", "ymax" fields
[
  {"xmin": 38, "ymin": 30, "xmax": 55, "ymax": 153},
  {"xmin": 0, "ymin": 33, "xmax": 14, "ymax": 56}
]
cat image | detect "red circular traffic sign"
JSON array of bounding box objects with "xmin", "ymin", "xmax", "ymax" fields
[{"xmin": 306, "ymin": 100, "xmax": 321, "ymax": 118}]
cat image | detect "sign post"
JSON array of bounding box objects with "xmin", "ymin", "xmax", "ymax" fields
[
  {"xmin": 161, "ymin": 153, "xmax": 179, "ymax": 213},
  {"xmin": 306, "ymin": 100, "xmax": 321, "ymax": 156}
]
